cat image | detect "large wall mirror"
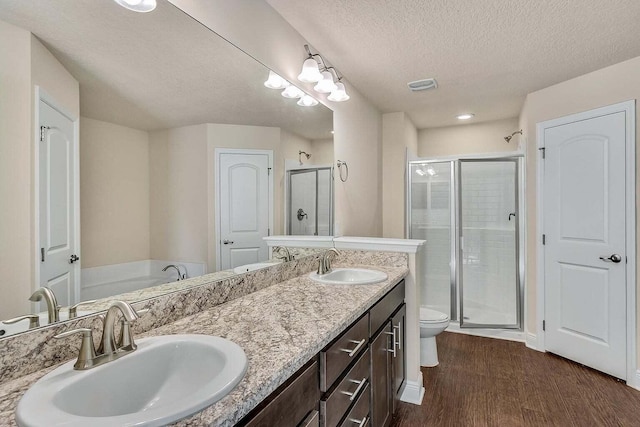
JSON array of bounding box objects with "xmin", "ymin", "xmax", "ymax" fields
[{"xmin": 0, "ymin": 0, "xmax": 333, "ymax": 337}]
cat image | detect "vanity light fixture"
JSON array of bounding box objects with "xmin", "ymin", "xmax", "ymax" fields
[
  {"xmin": 264, "ymin": 71, "xmax": 290, "ymax": 90},
  {"xmin": 297, "ymin": 95, "xmax": 319, "ymax": 107},
  {"xmin": 281, "ymin": 85, "xmax": 305, "ymax": 99},
  {"xmin": 298, "ymin": 45, "xmax": 350, "ymax": 102},
  {"xmin": 113, "ymin": 0, "xmax": 156, "ymax": 13},
  {"xmin": 456, "ymin": 113, "xmax": 475, "ymax": 120}
]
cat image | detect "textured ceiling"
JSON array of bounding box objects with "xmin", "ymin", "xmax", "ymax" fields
[
  {"xmin": 0, "ymin": 0, "xmax": 333, "ymax": 139},
  {"xmin": 267, "ymin": 0, "xmax": 640, "ymax": 128}
]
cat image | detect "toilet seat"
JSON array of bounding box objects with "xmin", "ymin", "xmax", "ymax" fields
[{"xmin": 420, "ymin": 307, "xmax": 449, "ymax": 324}]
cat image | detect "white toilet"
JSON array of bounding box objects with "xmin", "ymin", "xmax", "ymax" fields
[{"xmin": 419, "ymin": 306, "xmax": 450, "ymax": 367}]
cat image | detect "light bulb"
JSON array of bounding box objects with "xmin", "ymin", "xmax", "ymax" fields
[
  {"xmin": 297, "ymin": 95, "xmax": 319, "ymax": 107},
  {"xmin": 297, "ymin": 58, "xmax": 323, "ymax": 83},
  {"xmin": 456, "ymin": 113, "xmax": 474, "ymax": 120},
  {"xmin": 327, "ymin": 82, "xmax": 350, "ymax": 102},
  {"xmin": 264, "ymin": 71, "xmax": 289, "ymax": 90},
  {"xmin": 113, "ymin": 0, "xmax": 156, "ymax": 12},
  {"xmin": 281, "ymin": 85, "xmax": 304, "ymax": 99},
  {"xmin": 314, "ymin": 71, "xmax": 337, "ymax": 94}
]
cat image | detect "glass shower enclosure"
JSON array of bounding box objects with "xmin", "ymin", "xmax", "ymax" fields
[
  {"xmin": 287, "ymin": 167, "xmax": 333, "ymax": 236},
  {"xmin": 409, "ymin": 158, "xmax": 523, "ymax": 329}
]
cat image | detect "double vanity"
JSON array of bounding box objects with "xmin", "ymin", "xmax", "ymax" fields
[{"xmin": 0, "ymin": 249, "xmax": 413, "ymax": 426}]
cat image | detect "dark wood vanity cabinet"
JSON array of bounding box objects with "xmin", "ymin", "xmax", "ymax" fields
[
  {"xmin": 239, "ymin": 359, "xmax": 320, "ymax": 427},
  {"xmin": 238, "ymin": 279, "xmax": 406, "ymax": 427},
  {"xmin": 369, "ymin": 282, "xmax": 405, "ymax": 427}
]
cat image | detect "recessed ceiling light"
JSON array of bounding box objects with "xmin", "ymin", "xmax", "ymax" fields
[
  {"xmin": 456, "ymin": 113, "xmax": 475, "ymax": 120},
  {"xmin": 113, "ymin": 0, "xmax": 156, "ymax": 13}
]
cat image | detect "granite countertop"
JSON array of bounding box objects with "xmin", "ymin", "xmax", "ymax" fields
[{"xmin": 0, "ymin": 264, "xmax": 408, "ymax": 426}]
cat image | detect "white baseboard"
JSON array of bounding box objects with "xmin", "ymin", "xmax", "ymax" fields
[
  {"xmin": 399, "ymin": 371, "xmax": 425, "ymax": 405},
  {"xmin": 526, "ymin": 332, "xmax": 543, "ymax": 352},
  {"xmin": 629, "ymin": 370, "xmax": 640, "ymax": 391}
]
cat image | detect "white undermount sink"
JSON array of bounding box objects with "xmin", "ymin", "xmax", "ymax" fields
[
  {"xmin": 309, "ymin": 268, "xmax": 388, "ymax": 285},
  {"xmin": 16, "ymin": 334, "xmax": 248, "ymax": 427},
  {"xmin": 233, "ymin": 261, "xmax": 279, "ymax": 274}
]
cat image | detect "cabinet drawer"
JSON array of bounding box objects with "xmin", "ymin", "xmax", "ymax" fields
[
  {"xmin": 321, "ymin": 348, "xmax": 370, "ymax": 427},
  {"xmin": 241, "ymin": 359, "xmax": 319, "ymax": 427},
  {"xmin": 320, "ymin": 313, "xmax": 369, "ymax": 391},
  {"xmin": 369, "ymin": 280, "xmax": 404, "ymax": 337},
  {"xmin": 339, "ymin": 382, "xmax": 371, "ymax": 427}
]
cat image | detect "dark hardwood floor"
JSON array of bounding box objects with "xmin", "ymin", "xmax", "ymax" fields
[{"xmin": 391, "ymin": 332, "xmax": 640, "ymax": 427}]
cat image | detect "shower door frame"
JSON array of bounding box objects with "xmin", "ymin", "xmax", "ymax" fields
[
  {"xmin": 286, "ymin": 166, "xmax": 334, "ymax": 236},
  {"xmin": 407, "ymin": 153, "xmax": 525, "ymax": 331}
]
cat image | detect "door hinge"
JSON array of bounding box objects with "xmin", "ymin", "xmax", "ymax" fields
[
  {"xmin": 40, "ymin": 247, "xmax": 45, "ymax": 262},
  {"xmin": 538, "ymin": 147, "xmax": 545, "ymax": 159},
  {"xmin": 39, "ymin": 126, "xmax": 49, "ymax": 142},
  {"xmin": 542, "ymin": 234, "xmax": 546, "ymax": 245},
  {"xmin": 542, "ymin": 320, "xmax": 546, "ymax": 331},
  {"xmin": 268, "ymin": 228, "xmax": 271, "ymax": 236},
  {"xmin": 267, "ymin": 167, "xmax": 271, "ymax": 176}
]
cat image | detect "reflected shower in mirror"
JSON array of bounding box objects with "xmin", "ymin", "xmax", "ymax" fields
[{"xmin": 0, "ymin": 0, "xmax": 333, "ymax": 338}]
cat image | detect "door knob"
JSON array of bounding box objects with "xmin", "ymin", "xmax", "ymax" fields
[
  {"xmin": 223, "ymin": 240, "xmax": 234, "ymax": 245},
  {"xmin": 69, "ymin": 254, "xmax": 80, "ymax": 264},
  {"xmin": 599, "ymin": 254, "xmax": 622, "ymax": 263}
]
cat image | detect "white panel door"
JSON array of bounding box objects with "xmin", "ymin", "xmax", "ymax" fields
[
  {"xmin": 544, "ymin": 111, "xmax": 627, "ymax": 379},
  {"xmin": 39, "ymin": 100, "xmax": 77, "ymax": 307},
  {"xmin": 219, "ymin": 152, "xmax": 271, "ymax": 269}
]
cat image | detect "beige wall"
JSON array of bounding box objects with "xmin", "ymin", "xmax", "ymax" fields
[
  {"xmin": 30, "ymin": 36, "xmax": 80, "ymax": 119},
  {"xmin": 311, "ymin": 138, "xmax": 334, "ymax": 166},
  {"xmin": 519, "ymin": 56, "xmax": 640, "ymax": 365},
  {"xmin": 418, "ymin": 117, "xmax": 520, "ymax": 158},
  {"xmin": 149, "ymin": 124, "xmax": 208, "ymax": 267},
  {"xmin": 169, "ymin": 0, "xmax": 383, "ymax": 238},
  {"xmin": 0, "ymin": 21, "xmax": 32, "ymax": 318},
  {"xmin": 0, "ymin": 23, "xmax": 80, "ymax": 318},
  {"xmin": 80, "ymin": 118, "xmax": 150, "ymax": 268},
  {"xmin": 382, "ymin": 112, "xmax": 417, "ymax": 238},
  {"xmin": 281, "ymin": 129, "xmax": 312, "ymax": 166}
]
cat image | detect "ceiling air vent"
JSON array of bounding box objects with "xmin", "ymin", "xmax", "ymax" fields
[{"xmin": 407, "ymin": 78, "xmax": 438, "ymax": 92}]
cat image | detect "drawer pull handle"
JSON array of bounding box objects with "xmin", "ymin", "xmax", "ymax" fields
[
  {"xmin": 348, "ymin": 415, "xmax": 369, "ymax": 427},
  {"xmin": 340, "ymin": 378, "xmax": 367, "ymax": 401},
  {"xmin": 340, "ymin": 338, "xmax": 366, "ymax": 357}
]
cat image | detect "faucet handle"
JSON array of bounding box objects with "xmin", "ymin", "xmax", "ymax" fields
[
  {"xmin": 68, "ymin": 300, "xmax": 98, "ymax": 319},
  {"xmin": 4, "ymin": 314, "xmax": 40, "ymax": 329},
  {"xmin": 54, "ymin": 328, "xmax": 97, "ymax": 370},
  {"xmin": 116, "ymin": 307, "xmax": 147, "ymax": 350}
]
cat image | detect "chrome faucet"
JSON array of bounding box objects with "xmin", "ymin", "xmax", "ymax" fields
[
  {"xmin": 29, "ymin": 287, "xmax": 60, "ymax": 323},
  {"xmin": 273, "ymin": 246, "xmax": 294, "ymax": 262},
  {"xmin": 162, "ymin": 264, "xmax": 184, "ymax": 281},
  {"xmin": 54, "ymin": 300, "xmax": 141, "ymax": 370},
  {"xmin": 99, "ymin": 301, "xmax": 140, "ymax": 355},
  {"xmin": 317, "ymin": 248, "xmax": 340, "ymax": 275}
]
